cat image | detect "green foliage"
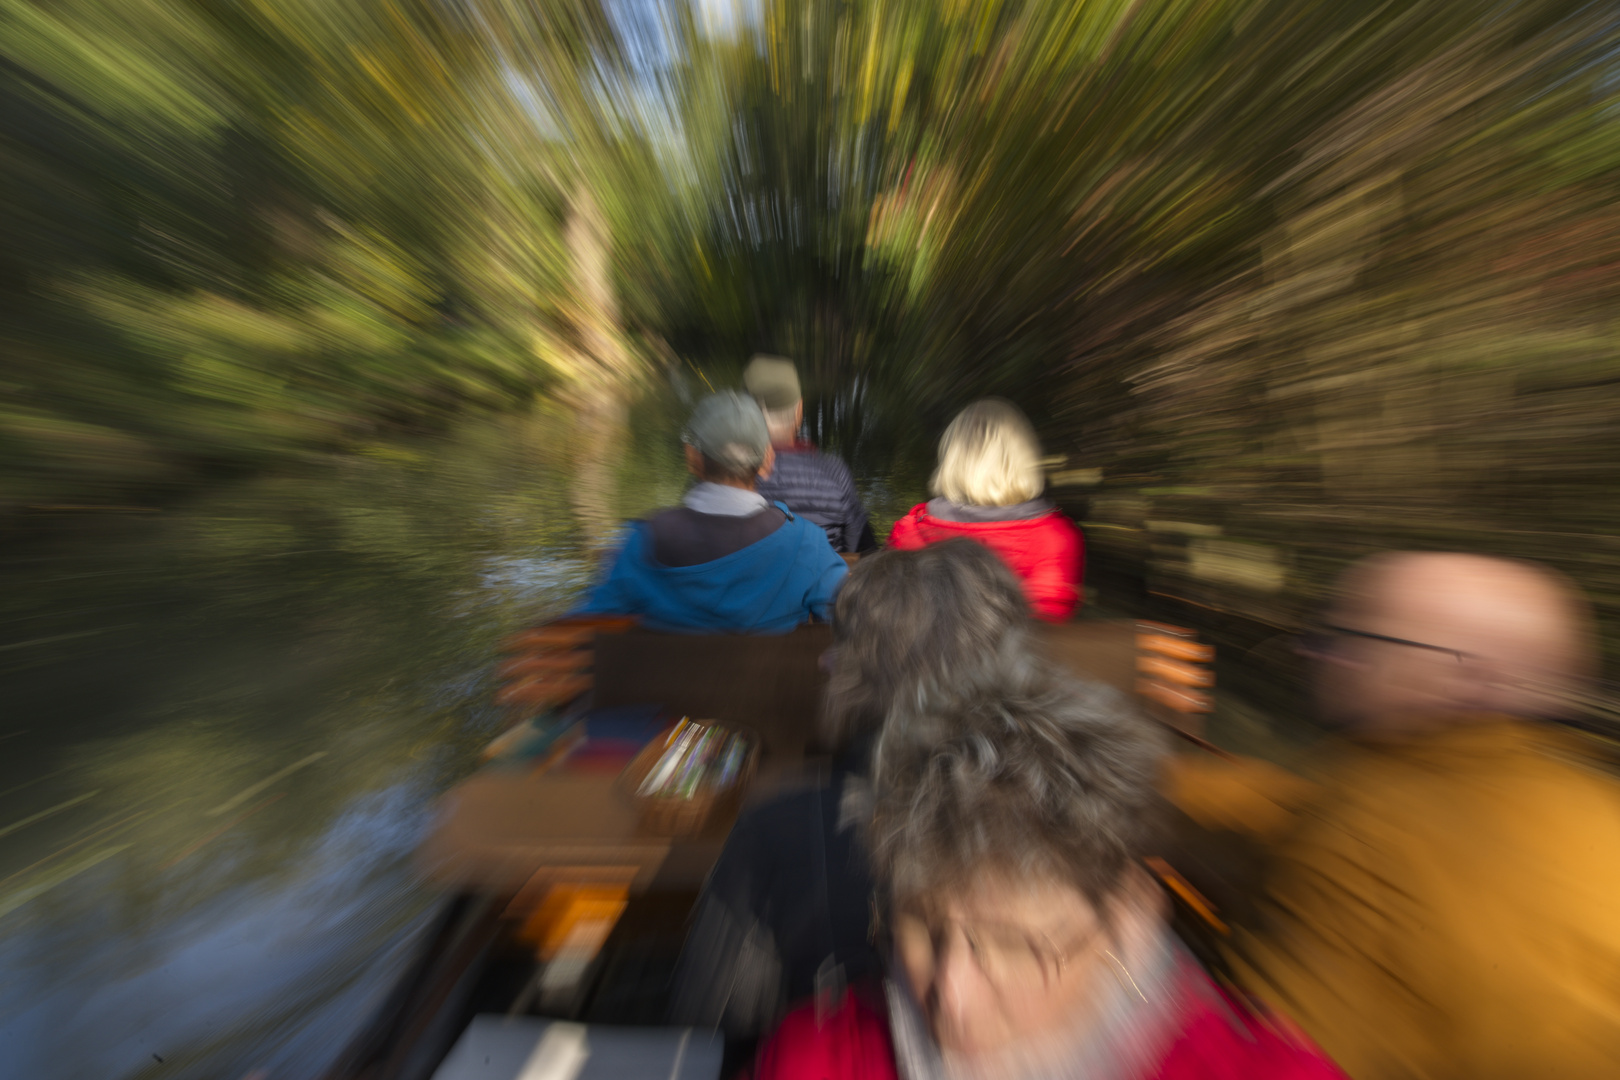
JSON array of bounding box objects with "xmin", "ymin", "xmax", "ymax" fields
[
  {"xmin": 0, "ymin": 0, "xmax": 676, "ymax": 509},
  {"xmin": 637, "ymin": 0, "xmax": 1620, "ymax": 663},
  {"xmin": 9, "ymin": 0, "xmax": 1620, "ymax": 661}
]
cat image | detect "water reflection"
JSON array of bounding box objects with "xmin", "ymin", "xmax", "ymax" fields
[{"xmin": 0, "ymin": 408, "xmax": 685, "ymax": 1079}]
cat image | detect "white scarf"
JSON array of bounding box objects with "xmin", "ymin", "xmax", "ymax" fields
[{"xmin": 682, "ymin": 482, "xmax": 769, "ymax": 517}]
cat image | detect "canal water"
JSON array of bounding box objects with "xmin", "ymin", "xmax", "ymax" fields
[{"xmin": 0, "ymin": 401, "xmax": 928, "ymax": 1080}]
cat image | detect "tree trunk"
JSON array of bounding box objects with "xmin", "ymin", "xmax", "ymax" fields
[{"xmin": 562, "ymin": 185, "xmax": 636, "ymax": 555}]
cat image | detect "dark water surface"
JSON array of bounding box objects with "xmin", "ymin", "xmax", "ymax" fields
[{"xmin": 0, "ymin": 411, "xmax": 699, "ymax": 1079}]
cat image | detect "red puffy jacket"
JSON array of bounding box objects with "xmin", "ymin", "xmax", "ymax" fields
[{"xmin": 886, "ymin": 503, "xmax": 1084, "ymax": 622}]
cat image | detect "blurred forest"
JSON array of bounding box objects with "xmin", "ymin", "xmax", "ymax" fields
[{"xmin": 7, "ymin": 0, "xmax": 1620, "ymax": 666}]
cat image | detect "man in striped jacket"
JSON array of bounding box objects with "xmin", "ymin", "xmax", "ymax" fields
[{"xmin": 744, "ymin": 355, "xmax": 876, "ymax": 554}]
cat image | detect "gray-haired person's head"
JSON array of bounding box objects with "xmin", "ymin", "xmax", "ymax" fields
[
  {"xmin": 683, "ymin": 390, "xmax": 771, "ymax": 483},
  {"xmin": 870, "ymin": 677, "xmax": 1167, "ymax": 914},
  {"xmin": 820, "ymin": 539, "xmax": 1042, "ymax": 749}
]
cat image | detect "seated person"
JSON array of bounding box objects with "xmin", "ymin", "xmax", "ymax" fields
[
  {"xmin": 668, "ymin": 540, "xmax": 1041, "ymax": 1041},
  {"xmin": 887, "ymin": 399, "xmax": 1084, "ymax": 622},
  {"xmin": 745, "ymin": 354, "xmax": 877, "ymax": 554},
  {"xmin": 1171, "ymin": 552, "xmax": 1620, "ymax": 1080},
  {"xmin": 754, "ymin": 682, "xmax": 1347, "ymax": 1080},
  {"xmin": 573, "ymin": 391, "xmax": 847, "ymax": 634}
]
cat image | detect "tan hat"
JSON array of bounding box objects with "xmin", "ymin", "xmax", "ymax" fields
[{"xmin": 743, "ymin": 355, "xmax": 801, "ymax": 411}]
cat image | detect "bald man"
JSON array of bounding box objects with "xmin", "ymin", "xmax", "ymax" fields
[
  {"xmin": 1312, "ymin": 553, "xmax": 1596, "ymax": 736},
  {"xmin": 1171, "ymin": 553, "xmax": 1620, "ymax": 1079}
]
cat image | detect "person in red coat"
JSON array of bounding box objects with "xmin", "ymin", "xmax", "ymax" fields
[
  {"xmin": 751, "ymin": 683, "xmax": 1347, "ymax": 1080},
  {"xmin": 887, "ymin": 399, "xmax": 1083, "ymax": 622}
]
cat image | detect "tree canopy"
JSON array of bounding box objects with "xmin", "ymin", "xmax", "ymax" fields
[{"xmin": 8, "ymin": 0, "xmax": 1620, "ymax": 652}]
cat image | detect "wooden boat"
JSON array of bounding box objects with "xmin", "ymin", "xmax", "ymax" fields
[{"xmin": 324, "ymin": 616, "xmax": 1216, "ymax": 1080}]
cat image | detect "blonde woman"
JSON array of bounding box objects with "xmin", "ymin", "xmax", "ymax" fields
[{"xmin": 888, "ymin": 399, "xmax": 1084, "ymax": 621}]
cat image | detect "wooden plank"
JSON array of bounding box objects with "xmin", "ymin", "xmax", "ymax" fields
[
  {"xmin": 1036, "ymin": 621, "xmax": 1140, "ymax": 694},
  {"xmin": 494, "ymin": 673, "xmax": 593, "ymax": 708},
  {"xmin": 1137, "ymin": 653, "xmax": 1215, "ymax": 687},
  {"xmin": 590, "ymin": 625, "xmax": 834, "ymax": 761},
  {"xmin": 416, "ymin": 774, "xmax": 672, "ymax": 895}
]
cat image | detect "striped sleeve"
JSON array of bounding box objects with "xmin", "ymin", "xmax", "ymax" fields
[{"xmin": 757, "ymin": 450, "xmax": 871, "ymax": 553}]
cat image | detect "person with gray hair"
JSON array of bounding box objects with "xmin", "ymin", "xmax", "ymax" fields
[
  {"xmin": 745, "ymin": 355, "xmax": 876, "ymax": 554},
  {"xmin": 818, "ymin": 537, "xmax": 1046, "ymax": 750},
  {"xmin": 668, "ymin": 540, "xmax": 1047, "ymax": 1044},
  {"xmin": 572, "ymin": 390, "xmax": 847, "ymax": 633},
  {"xmin": 752, "ymin": 680, "xmax": 1346, "ymax": 1080}
]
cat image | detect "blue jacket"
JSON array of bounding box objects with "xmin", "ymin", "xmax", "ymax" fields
[{"xmin": 574, "ymin": 503, "xmax": 848, "ymax": 634}]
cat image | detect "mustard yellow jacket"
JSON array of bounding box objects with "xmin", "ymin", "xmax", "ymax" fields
[{"xmin": 1167, "ymin": 719, "xmax": 1620, "ymax": 1080}]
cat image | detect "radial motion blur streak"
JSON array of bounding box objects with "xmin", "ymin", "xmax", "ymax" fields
[{"xmin": 7, "ymin": 0, "xmax": 1620, "ymax": 1077}]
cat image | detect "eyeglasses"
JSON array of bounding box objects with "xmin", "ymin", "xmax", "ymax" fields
[
  {"xmin": 1297, "ymin": 624, "xmax": 1471, "ymax": 664},
  {"xmin": 890, "ymin": 911, "xmax": 1098, "ymax": 992}
]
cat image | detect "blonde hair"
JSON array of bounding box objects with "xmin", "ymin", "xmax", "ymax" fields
[{"xmin": 930, "ymin": 399, "xmax": 1045, "ymax": 507}]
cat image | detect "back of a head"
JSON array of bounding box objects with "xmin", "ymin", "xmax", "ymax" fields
[
  {"xmin": 821, "ymin": 539, "xmax": 1039, "ymax": 748},
  {"xmin": 930, "ymin": 399, "xmax": 1045, "ymax": 508},
  {"xmin": 743, "ymin": 355, "xmax": 803, "ymax": 445},
  {"xmin": 869, "ymin": 677, "xmax": 1168, "ymax": 910},
  {"xmin": 684, "ymin": 390, "xmax": 771, "ymax": 481},
  {"xmin": 1325, "ymin": 551, "xmax": 1597, "ymax": 731}
]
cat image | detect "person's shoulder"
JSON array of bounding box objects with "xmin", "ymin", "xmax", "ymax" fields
[
  {"xmin": 1157, "ymin": 968, "xmax": 1348, "ymax": 1079},
  {"xmin": 636, "ymin": 508, "xmax": 685, "ymax": 544},
  {"xmin": 884, "ymin": 503, "xmax": 932, "ymax": 547},
  {"xmin": 603, "ymin": 516, "xmax": 655, "ymax": 548},
  {"xmin": 780, "ymin": 505, "xmax": 844, "ymax": 549},
  {"xmin": 1023, "ymin": 508, "xmax": 1083, "ymax": 552},
  {"xmin": 1342, "ymin": 721, "xmax": 1614, "ymax": 819},
  {"xmin": 1031, "ymin": 506, "xmax": 1081, "ymax": 533},
  {"xmin": 809, "ymin": 447, "xmax": 855, "ymax": 476},
  {"xmin": 765, "ymin": 500, "xmax": 801, "ymax": 524},
  {"xmin": 754, "ymin": 988, "xmax": 897, "ymax": 1080},
  {"xmin": 1461, "ymin": 723, "xmax": 1620, "ymax": 874},
  {"xmin": 781, "ymin": 446, "xmax": 854, "ymax": 481},
  {"xmin": 1164, "ymin": 753, "xmax": 1318, "ymax": 841},
  {"xmin": 890, "ymin": 502, "xmax": 931, "ymax": 526}
]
